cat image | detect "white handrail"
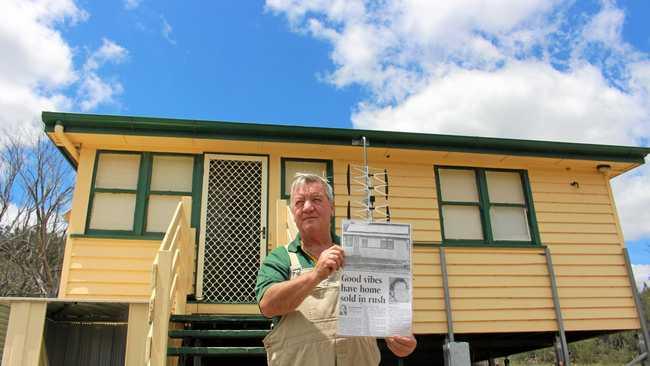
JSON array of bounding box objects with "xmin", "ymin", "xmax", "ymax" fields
[
  {"xmin": 286, "ymin": 204, "xmax": 298, "ymax": 242},
  {"xmin": 145, "ymin": 197, "xmax": 195, "ymax": 366}
]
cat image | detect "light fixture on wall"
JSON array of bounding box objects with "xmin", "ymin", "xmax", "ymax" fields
[{"xmin": 597, "ymin": 164, "xmax": 612, "ymax": 174}]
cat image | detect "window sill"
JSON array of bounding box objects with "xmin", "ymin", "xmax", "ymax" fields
[
  {"xmin": 70, "ymin": 233, "xmax": 164, "ymax": 240},
  {"xmin": 414, "ymin": 241, "xmax": 544, "ymax": 249}
]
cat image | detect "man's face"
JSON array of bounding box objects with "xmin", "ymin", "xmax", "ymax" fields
[{"xmin": 291, "ymin": 181, "xmax": 333, "ymax": 236}]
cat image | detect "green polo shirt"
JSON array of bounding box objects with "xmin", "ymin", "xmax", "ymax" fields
[{"xmin": 255, "ymin": 233, "xmax": 341, "ymax": 318}]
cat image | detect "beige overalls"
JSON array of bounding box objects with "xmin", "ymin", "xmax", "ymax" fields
[{"xmin": 262, "ymin": 245, "xmax": 381, "ymax": 366}]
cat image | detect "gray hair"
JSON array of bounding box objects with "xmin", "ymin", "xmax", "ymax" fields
[{"xmin": 290, "ymin": 173, "xmax": 334, "ymax": 208}]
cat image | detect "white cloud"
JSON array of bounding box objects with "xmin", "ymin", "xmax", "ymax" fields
[
  {"xmin": 0, "ymin": 202, "xmax": 21, "ymax": 227},
  {"xmin": 267, "ymin": 0, "xmax": 650, "ymax": 244},
  {"xmin": 267, "ymin": 0, "xmax": 563, "ymax": 103},
  {"xmin": 77, "ymin": 38, "xmax": 128, "ymax": 111},
  {"xmin": 124, "ymin": 0, "xmax": 141, "ymax": 11},
  {"xmin": 632, "ymin": 264, "xmax": 650, "ymax": 291},
  {"xmin": 78, "ymin": 74, "xmax": 123, "ymax": 112},
  {"xmin": 581, "ymin": 0, "xmax": 625, "ymax": 48},
  {"xmin": 0, "ymin": 0, "xmax": 84, "ymax": 142},
  {"xmin": 613, "ymin": 163, "xmax": 650, "ymax": 241},
  {"xmin": 0, "ymin": 1, "xmax": 128, "ymax": 143},
  {"xmin": 353, "ymin": 61, "xmax": 648, "ymax": 145},
  {"xmin": 83, "ymin": 38, "xmax": 129, "ymax": 73},
  {"xmin": 161, "ymin": 16, "xmax": 176, "ymax": 45}
]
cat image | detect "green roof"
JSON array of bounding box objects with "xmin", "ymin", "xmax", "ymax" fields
[{"xmin": 43, "ymin": 111, "xmax": 650, "ymax": 165}]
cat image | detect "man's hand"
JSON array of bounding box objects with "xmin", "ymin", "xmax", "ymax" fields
[
  {"xmin": 259, "ymin": 245, "xmax": 344, "ymax": 318},
  {"xmin": 313, "ymin": 245, "xmax": 345, "ymax": 282},
  {"xmin": 386, "ymin": 335, "xmax": 417, "ymax": 358}
]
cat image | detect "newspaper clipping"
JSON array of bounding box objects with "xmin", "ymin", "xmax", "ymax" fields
[{"xmin": 337, "ymin": 220, "xmax": 412, "ymax": 337}]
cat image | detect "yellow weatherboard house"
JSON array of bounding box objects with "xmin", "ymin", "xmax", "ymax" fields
[{"xmin": 2, "ymin": 111, "xmax": 650, "ymax": 365}]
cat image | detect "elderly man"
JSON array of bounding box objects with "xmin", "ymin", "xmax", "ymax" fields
[{"xmin": 255, "ymin": 173, "xmax": 417, "ymax": 365}]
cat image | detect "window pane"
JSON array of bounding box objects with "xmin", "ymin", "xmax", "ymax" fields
[
  {"xmin": 490, "ymin": 206, "xmax": 531, "ymax": 241},
  {"xmin": 284, "ymin": 160, "xmax": 328, "ymax": 196},
  {"xmin": 486, "ymin": 171, "xmax": 525, "ymax": 204},
  {"xmin": 442, "ymin": 205, "xmax": 483, "ymax": 240},
  {"xmin": 146, "ymin": 195, "xmax": 187, "ymax": 233},
  {"xmin": 95, "ymin": 154, "xmax": 140, "ymax": 189},
  {"xmin": 151, "ymin": 156, "xmax": 194, "ymax": 192},
  {"xmin": 438, "ymin": 169, "xmax": 479, "ymax": 202},
  {"xmin": 89, "ymin": 193, "xmax": 136, "ymax": 230}
]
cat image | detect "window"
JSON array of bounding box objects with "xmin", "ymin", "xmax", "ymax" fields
[
  {"xmin": 281, "ymin": 158, "xmax": 333, "ymax": 198},
  {"xmin": 87, "ymin": 151, "xmax": 197, "ymax": 236},
  {"xmin": 434, "ymin": 166, "xmax": 539, "ymax": 245}
]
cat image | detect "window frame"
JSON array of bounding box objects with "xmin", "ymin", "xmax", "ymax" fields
[
  {"xmin": 85, "ymin": 151, "xmax": 199, "ymax": 238},
  {"xmin": 280, "ymin": 157, "xmax": 334, "ymax": 199},
  {"xmin": 434, "ymin": 165, "xmax": 541, "ymax": 246}
]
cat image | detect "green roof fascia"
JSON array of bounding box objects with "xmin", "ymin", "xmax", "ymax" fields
[{"xmin": 42, "ymin": 111, "xmax": 650, "ymax": 165}]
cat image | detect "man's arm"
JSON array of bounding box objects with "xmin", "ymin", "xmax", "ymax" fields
[
  {"xmin": 259, "ymin": 245, "xmax": 345, "ymax": 318},
  {"xmin": 259, "ymin": 270, "xmax": 320, "ymax": 317}
]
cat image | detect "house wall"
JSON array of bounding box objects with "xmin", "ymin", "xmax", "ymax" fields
[{"xmin": 57, "ymin": 135, "xmax": 639, "ymax": 334}]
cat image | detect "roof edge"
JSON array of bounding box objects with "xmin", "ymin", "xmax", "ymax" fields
[{"xmin": 42, "ymin": 111, "xmax": 650, "ymax": 164}]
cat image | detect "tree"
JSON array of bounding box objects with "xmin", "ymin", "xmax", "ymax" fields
[{"xmin": 0, "ymin": 134, "xmax": 74, "ymax": 297}]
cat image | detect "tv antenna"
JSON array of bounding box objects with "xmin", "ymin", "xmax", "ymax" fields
[{"xmin": 346, "ymin": 136, "xmax": 390, "ymax": 223}]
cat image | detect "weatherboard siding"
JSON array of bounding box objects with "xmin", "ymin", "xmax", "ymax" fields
[
  {"xmin": 530, "ymin": 169, "xmax": 639, "ymax": 332},
  {"xmin": 408, "ymin": 246, "xmax": 558, "ymax": 334},
  {"xmin": 57, "ymin": 148, "xmax": 96, "ymax": 299},
  {"xmin": 333, "ymin": 160, "xmax": 440, "ymax": 243},
  {"xmin": 57, "ymin": 139, "xmax": 640, "ymax": 333},
  {"xmin": 331, "ymin": 158, "xmax": 638, "ymax": 333},
  {"xmin": 61, "ymin": 236, "xmax": 159, "ymax": 300}
]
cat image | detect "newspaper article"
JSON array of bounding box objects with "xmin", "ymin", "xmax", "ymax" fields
[{"xmin": 337, "ymin": 220, "xmax": 412, "ymax": 337}]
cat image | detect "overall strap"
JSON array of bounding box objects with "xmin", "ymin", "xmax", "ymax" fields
[{"xmin": 284, "ymin": 244, "xmax": 302, "ymax": 278}]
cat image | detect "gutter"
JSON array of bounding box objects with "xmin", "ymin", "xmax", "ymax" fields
[{"xmin": 42, "ymin": 111, "xmax": 650, "ymax": 165}]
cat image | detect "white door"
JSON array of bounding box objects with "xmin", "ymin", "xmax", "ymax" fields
[{"xmin": 196, "ymin": 154, "xmax": 268, "ymax": 303}]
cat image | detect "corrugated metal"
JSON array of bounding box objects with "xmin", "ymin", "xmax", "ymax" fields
[
  {"xmin": 45, "ymin": 320, "xmax": 127, "ymax": 366},
  {"xmin": 0, "ymin": 303, "xmax": 10, "ymax": 361}
]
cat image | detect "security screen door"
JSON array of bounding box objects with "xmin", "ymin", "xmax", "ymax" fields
[{"xmin": 197, "ymin": 154, "xmax": 268, "ymax": 303}]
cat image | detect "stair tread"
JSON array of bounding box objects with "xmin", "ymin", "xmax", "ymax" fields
[
  {"xmin": 168, "ymin": 346, "xmax": 266, "ymax": 356},
  {"xmin": 169, "ymin": 329, "xmax": 270, "ymax": 338}
]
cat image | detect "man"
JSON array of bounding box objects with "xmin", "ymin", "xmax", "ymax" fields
[{"xmin": 256, "ymin": 173, "xmax": 417, "ymax": 365}]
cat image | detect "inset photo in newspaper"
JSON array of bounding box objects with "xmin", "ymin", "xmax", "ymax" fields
[{"xmin": 389, "ymin": 277, "xmax": 410, "ymax": 304}]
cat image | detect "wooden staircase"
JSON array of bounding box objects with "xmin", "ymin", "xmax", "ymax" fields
[{"xmin": 167, "ymin": 314, "xmax": 270, "ymax": 366}]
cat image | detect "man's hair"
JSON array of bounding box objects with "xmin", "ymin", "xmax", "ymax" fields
[{"xmin": 290, "ymin": 173, "xmax": 334, "ymax": 208}]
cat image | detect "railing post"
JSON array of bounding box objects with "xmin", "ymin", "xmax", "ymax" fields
[
  {"xmin": 181, "ymin": 197, "xmax": 192, "ymax": 226},
  {"xmin": 276, "ymin": 199, "xmax": 288, "ymax": 247},
  {"xmin": 153, "ymin": 251, "xmax": 173, "ymax": 366}
]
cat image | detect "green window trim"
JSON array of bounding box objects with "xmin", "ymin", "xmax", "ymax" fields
[
  {"xmin": 85, "ymin": 150, "xmax": 200, "ymax": 237},
  {"xmin": 434, "ymin": 165, "xmax": 541, "ymax": 246},
  {"xmin": 280, "ymin": 157, "xmax": 334, "ymax": 199}
]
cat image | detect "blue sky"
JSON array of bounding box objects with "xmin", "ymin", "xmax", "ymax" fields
[
  {"xmin": 1, "ymin": 1, "xmax": 650, "ymax": 278},
  {"xmin": 63, "ymin": 1, "xmax": 364, "ymax": 127}
]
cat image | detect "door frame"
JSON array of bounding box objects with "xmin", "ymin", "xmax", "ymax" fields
[{"xmin": 195, "ymin": 153, "xmax": 269, "ymax": 301}]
